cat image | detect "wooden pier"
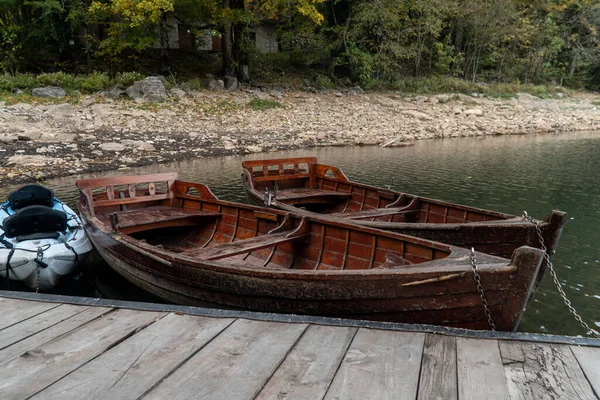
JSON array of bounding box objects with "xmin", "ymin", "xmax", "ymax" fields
[{"xmin": 0, "ymin": 291, "xmax": 598, "ymax": 400}]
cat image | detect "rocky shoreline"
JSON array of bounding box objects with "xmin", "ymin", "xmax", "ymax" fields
[{"xmin": 1, "ymin": 88, "xmax": 599, "ymax": 186}]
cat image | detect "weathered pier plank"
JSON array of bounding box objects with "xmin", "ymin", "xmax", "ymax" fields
[
  {"xmin": 257, "ymin": 325, "xmax": 357, "ymax": 400},
  {"xmin": 0, "ymin": 304, "xmax": 88, "ymax": 351},
  {"xmin": 456, "ymin": 338, "xmax": 510, "ymax": 400},
  {"xmin": 418, "ymin": 334, "xmax": 458, "ymax": 400},
  {"xmin": 499, "ymin": 341, "xmax": 597, "ymax": 400},
  {"xmin": 33, "ymin": 313, "xmax": 235, "ymax": 400},
  {"xmin": 0, "ymin": 293, "xmax": 598, "ymax": 400},
  {"xmin": 0, "ymin": 298, "xmax": 60, "ymax": 330},
  {"xmin": 324, "ymin": 329, "xmax": 425, "ymax": 400},
  {"xmin": 0, "ymin": 305, "xmax": 112, "ymax": 365},
  {"xmin": 144, "ymin": 319, "xmax": 308, "ymax": 400},
  {"xmin": 0, "ymin": 309, "xmax": 163, "ymax": 399},
  {"xmin": 571, "ymin": 345, "xmax": 600, "ymax": 396}
]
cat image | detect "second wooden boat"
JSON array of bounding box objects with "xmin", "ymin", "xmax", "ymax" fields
[
  {"xmin": 241, "ymin": 157, "xmax": 566, "ymax": 266},
  {"xmin": 77, "ymin": 172, "xmax": 546, "ymax": 331}
]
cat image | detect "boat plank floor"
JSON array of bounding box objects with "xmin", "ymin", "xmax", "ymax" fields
[{"xmin": 1, "ymin": 294, "xmax": 599, "ymax": 400}]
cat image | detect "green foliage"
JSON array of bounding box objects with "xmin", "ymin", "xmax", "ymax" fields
[
  {"xmin": 36, "ymin": 72, "xmax": 76, "ymax": 89},
  {"xmin": 116, "ymin": 72, "xmax": 146, "ymax": 88},
  {"xmin": 247, "ymin": 98, "xmax": 282, "ymax": 110},
  {"xmin": 74, "ymin": 72, "xmax": 112, "ymax": 92},
  {"xmin": 186, "ymin": 78, "xmax": 202, "ymax": 90}
]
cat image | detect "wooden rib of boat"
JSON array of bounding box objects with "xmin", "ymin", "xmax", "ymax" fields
[
  {"xmin": 76, "ymin": 172, "xmax": 546, "ymax": 331},
  {"xmin": 241, "ymin": 157, "xmax": 566, "ymax": 271}
]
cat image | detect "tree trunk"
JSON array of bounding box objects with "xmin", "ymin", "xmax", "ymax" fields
[
  {"xmin": 221, "ymin": 0, "xmax": 235, "ymax": 77},
  {"xmin": 160, "ymin": 12, "xmax": 170, "ymax": 75}
]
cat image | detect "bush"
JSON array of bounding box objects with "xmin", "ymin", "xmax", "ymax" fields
[
  {"xmin": 186, "ymin": 78, "xmax": 202, "ymax": 90},
  {"xmin": 36, "ymin": 72, "xmax": 76, "ymax": 90},
  {"xmin": 116, "ymin": 72, "xmax": 145, "ymax": 88},
  {"xmin": 75, "ymin": 72, "xmax": 112, "ymax": 93},
  {"xmin": 247, "ymin": 98, "xmax": 282, "ymax": 110}
]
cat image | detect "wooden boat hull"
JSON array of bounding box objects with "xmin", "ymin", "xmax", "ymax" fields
[
  {"xmin": 241, "ymin": 157, "xmax": 566, "ymax": 286},
  {"xmin": 77, "ymin": 173, "xmax": 547, "ymax": 331}
]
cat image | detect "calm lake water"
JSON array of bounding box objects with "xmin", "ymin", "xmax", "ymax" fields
[{"xmin": 2, "ymin": 131, "xmax": 600, "ymax": 336}]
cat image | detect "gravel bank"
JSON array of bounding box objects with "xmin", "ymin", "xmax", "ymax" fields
[{"xmin": 1, "ymin": 89, "xmax": 599, "ymax": 186}]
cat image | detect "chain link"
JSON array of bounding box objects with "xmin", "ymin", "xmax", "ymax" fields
[
  {"xmin": 470, "ymin": 247, "xmax": 497, "ymax": 330},
  {"xmin": 35, "ymin": 247, "xmax": 43, "ymax": 294},
  {"xmin": 522, "ymin": 211, "xmax": 600, "ymax": 338}
]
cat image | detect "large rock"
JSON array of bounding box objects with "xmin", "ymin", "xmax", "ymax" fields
[
  {"xmin": 45, "ymin": 103, "xmax": 75, "ymax": 118},
  {"xmin": 100, "ymin": 85, "xmax": 125, "ymax": 99},
  {"xmin": 99, "ymin": 142, "xmax": 126, "ymax": 152},
  {"xmin": 402, "ymin": 110, "xmax": 433, "ymax": 121},
  {"xmin": 208, "ymin": 78, "xmax": 225, "ymax": 91},
  {"xmin": 32, "ymin": 86, "xmax": 66, "ymax": 99},
  {"xmin": 346, "ymin": 86, "xmax": 364, "ymax": 95},
  {"xmin": 126, "ymin": 77, "xmax": 168, "ymax": 102},
  {"xmin": 224, "ymin": 77, "xmax": 238, "ymax": 91},
  {"xmin": 168, "ymin": 87, "xmax": 187, "ymax": 98},
  {"xmin": 7, "ymin": 154, "xmax": 58, "ymax": 166}
]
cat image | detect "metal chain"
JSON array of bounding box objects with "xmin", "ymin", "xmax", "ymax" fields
[
  {"xmin": 35, "ymin": 247, "xmax": 43, "ymax": 294},
  {"xmin": 470, "ymin": 247, "xmax": 497, "ymax": 330},
  {"xmin": 522, "ymin": 211, "xmax": 600, "ymax": 338}
]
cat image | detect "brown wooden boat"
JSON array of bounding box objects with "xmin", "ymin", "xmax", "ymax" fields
[
  {"xmin": 241, "ymin": 157, "xmax": 566, "ymax": 266},
  {"xmin": 76, "ymin": 172, "xmax": 546, "ymax": 331}
]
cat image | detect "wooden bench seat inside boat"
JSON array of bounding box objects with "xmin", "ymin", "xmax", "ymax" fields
[
  {"xmin": 334, "ymin": 207, "xmax": 420, "ymax": 220},
  {"xmin": 182, "ymin": 230, "xmax": 309, "ymax": 261},
  {"xmin": 275, "ymin": 188, "xmax": 351, "ymax": 204},
  {"xmin": 112, "ymin": 206, "xmax": 221, "ymax": 234}
]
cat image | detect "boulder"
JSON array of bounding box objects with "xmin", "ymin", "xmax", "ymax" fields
[
  {"xmin": 208, "ymin": 78, "xmax": 225, "ymax": 91},
  {"xmin": 402, "ymin": 110, "xmax": 433, "ymax": 121},
  {"xmin": 168, "ymin": 87, "xmax": 187, "ymax": 98},
  {"xmin": 224, "ymin": 77, "xmax": 238, "ymax": 91},
  {"xmin": 45, "ymin": 103, "xmax": 75, "ymax": 118},
  {"xmin": 464, "ymin": 108, "xmax": 484, "ymax": 116},
  {"xmin": 32, "ymin": 86, "xmax": 66, "ymax": 99},
  {"xmin": 126, "ymin": 77, "xmax": 168, "ymax": 102},
  {"xmin": 99, "ymin": 142, "xmax": 126, "ymax": 152},
  {"xmin": 346, "ymin": 86, "xmax": 364, "ymax": 95},
  {"xmin": 100, "ymin": 85, "xmax": 125, "ymax": 99}
]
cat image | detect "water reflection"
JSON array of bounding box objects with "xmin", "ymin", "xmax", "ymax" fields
[{"xmin": 2, "ymin": 131, "xmax": 600, "ymax": 336}]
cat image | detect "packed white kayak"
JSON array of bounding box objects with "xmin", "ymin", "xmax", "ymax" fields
[{"xmin": 0, "ymin": 184, "xmax": 93, "ymax": 291}]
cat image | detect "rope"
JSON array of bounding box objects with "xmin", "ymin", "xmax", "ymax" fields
[{"xmin": 63, "ymin": 242, "xmax": 79, "ymax": 262}]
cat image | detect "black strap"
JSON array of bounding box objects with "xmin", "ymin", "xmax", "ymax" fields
[
  {"xmin": 64, "ymin": 242, "xmax": 78, "ymax": 262},
  {"xmin": 0, "ymin": 234, "xmax": 13, "ymax": 249},
  {"xmin": 5, "ymin": 248, "xmax": 15, "ymax": 289}
]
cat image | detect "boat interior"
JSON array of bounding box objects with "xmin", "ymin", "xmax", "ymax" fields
[
  {"xmin": 242, "ymin": 157, "xmax": 513, "ymax": 224},
  {"xmin": 77, "ymin": 173, "xmax": 459, "ymax": 271}
]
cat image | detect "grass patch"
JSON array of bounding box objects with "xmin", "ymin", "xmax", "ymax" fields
[
  {"xmin": 592, "ymin": 98, "xmax": 600, "ymax": 106},
  {"xmin": 247, "ymin": 98, "xmax": 282, "ymax": 111},
  {"xmin": 0, "ymin": 91, "xmax": 79, "ymax": 105}
]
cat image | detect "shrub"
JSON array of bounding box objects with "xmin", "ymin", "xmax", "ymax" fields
[
  {"xmin": 186, "ymin": 78, "xmax": 202, "ymax": 90},
  {"xmin": 75, "ymin": 72, "xmax": 112, "ymax": 93},
  {"xmin": 36, "ymin": 72, "xmax": 76, "ymax": 90},
  {"xmin": 247, "ymin": 98, "xmax": 282, "ymax": 110},
  {"xmin": 115, "ymin": 72, "xmax": 145, "ymax": 88}
]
